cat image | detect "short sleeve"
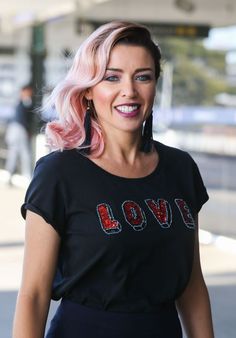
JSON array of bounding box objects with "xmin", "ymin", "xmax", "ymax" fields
[
  {"xmin": 190, "ymin": 157, "xmax": 209, "ymax": 213},
  {"xmin": 21, "ymin": 155, "xmax": 66, "ymax": 236}
]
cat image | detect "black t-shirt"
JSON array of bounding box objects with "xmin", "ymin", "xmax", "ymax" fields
[{"xmin": 21, "ymin": 141, "xmax": 208, "ymax": 313}]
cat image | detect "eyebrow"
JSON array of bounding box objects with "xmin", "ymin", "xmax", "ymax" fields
[{"xmin": 106, "ymin": 67, "xmax": 154, "ymax": 73}]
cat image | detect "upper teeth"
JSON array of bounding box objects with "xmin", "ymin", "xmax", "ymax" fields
[{"xmin": 117, "ymin": 105, "xmax": 138, "ymax": 113}]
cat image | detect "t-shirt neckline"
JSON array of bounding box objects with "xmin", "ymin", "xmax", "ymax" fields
[{"xmin": 77, "ymin": 141, "xmax": 164, "ymax": 182}]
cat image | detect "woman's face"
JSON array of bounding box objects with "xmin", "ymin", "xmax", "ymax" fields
[{"xmin": 86, "ymin": 44, "xmax": 156, "ymax": 136}]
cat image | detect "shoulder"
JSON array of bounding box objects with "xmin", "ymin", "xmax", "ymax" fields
[
  {"xmin": 15, "ymin": 101, "xmax": 25, "ymax": 113},
  {"xmin": 34, "ymin": 148, "xmax": 81, "ymax": 176},
  {"xmin": 36, "ymin": 148, "xmax": 80, "ymax": 166},
  {"xmin": 153, "ymin": 140, "xmax": 198, "ymax": 179},
  {"xmin": 28, "ymin": 149, "xmax": 82, "ymax": 195},
  {"xmin": 154, "ymin": 140, "xmax": 193, "ymax": 165},
  {"xmin": 153, "ymin": 140, "xmax": 208, "ymax": 213}
]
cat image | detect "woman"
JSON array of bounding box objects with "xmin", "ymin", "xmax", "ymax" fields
[{"xmin": 13, "ymin": 21, "xmax": 214, "ymax": 338}]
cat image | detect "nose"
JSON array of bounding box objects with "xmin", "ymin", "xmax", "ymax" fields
[{"xmin": 121, "ymin": 78, "xmax": 137, "ymax": 98}]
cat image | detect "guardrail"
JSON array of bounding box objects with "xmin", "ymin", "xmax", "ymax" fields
[{"xmin": 154, "ymin": 130, "xmax": 236, "ymax": 156}]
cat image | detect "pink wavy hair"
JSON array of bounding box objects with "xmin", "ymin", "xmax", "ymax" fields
[{"xmin": 44, "ymin": 21, "xmax": 161, "ymax": 157}]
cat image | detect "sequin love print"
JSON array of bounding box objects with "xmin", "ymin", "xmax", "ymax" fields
[{"xmin": 96, "ymin": 198, "xmax": 195, "ymax": 235}]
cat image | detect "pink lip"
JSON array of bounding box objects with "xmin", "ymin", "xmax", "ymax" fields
[
  {"xmin": 115, "ymin": 103, "xmax": 141, "ymax": 108},
  {"xmin": 115, "ymin": 103, "xmax": 141, "ymax": 118},
  {"xmin": 115, "ymin": 107, "xmax": 140, "ymax": 118}
]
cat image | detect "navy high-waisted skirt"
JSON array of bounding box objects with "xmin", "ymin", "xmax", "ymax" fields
[{"xmin": 45, "ymin": 299, "xmax": 182, "ymax": 338}]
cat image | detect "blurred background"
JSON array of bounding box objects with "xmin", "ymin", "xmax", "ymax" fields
[{"xmin": 0, "ymin": 1, "xmax": 235, "ymax": 337}]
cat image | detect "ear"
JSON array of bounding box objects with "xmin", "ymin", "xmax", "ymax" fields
[{"xmin": 84, "ymin": 88, "xmax": 93, "ymax": 101}]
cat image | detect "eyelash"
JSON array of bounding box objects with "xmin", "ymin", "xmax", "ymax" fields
[
  {"xmin": 136, "ymin": 74, "xmax": 152, "ymax": 81},
  {"xmin": 104, "ymin": 74, "xmax": 152, "ymax": 82},
  {"xmin": 104, "ymin": 75, "xmax": 119, "ymax": 82}
]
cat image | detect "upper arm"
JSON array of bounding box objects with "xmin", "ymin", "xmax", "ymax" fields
[
  {"xmin": 20, "ymin": 210, "xmax": 61, "ymax": 299},
  {"xmin": 190, "ymin": 216, "xmax": 203, "ymax": 285},
  {"xmin": 176, "ymin": 216, "xmax": 214, "ymax": 336},
  {"xmin": 177, "ymin": 215, "xmax": 205, "ymax": 306},
  {"xmin": 181, "ymin": 216, "xmax": 203, "ymax": 295}
]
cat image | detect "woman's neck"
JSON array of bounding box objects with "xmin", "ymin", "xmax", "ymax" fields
[{"xmin": 102, "ymin": 129, "xmax": 143, "ymax": 165}]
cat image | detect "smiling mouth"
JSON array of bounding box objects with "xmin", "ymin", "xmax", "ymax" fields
[{"xmin": 115, "ymin": 104, "xmax": 141, "ymax": 115}]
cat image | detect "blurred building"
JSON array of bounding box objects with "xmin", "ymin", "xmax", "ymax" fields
[
  {"xmin": 0, "ymin": 0, "xmax": 235, "ymax": 120},
  {"xmin": 0, "ymin": 14, "xmax": 90, "ymax": 119}
]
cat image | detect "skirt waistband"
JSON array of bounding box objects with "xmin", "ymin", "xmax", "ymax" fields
[
  {"xmin": 46, "ymin": 299, "xmax": 182, "ymax": 338},
  {"xmin": 61, "ymin": 298, "xmax": 176, "ymax": 322}
]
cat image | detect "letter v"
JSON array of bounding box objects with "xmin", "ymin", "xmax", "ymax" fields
[{"xmin": 145, "ymin": 199, "xmax": 172, "ymax": 228}]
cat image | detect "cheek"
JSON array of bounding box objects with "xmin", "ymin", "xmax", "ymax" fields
[{"xmin": 91, "ymin": 87, "xmax": 115, "ymax": 110}]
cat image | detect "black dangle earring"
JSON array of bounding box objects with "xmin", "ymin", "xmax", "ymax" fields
[
  {"xmin": 140, "ymin": 111, "xmax": 153, "ymax": 153},
  {"xmin": 80, "ymin": 101, "xmax": 92, "ymax": 155}
]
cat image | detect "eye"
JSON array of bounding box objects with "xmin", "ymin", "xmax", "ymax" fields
[
  {"xmin": 135, "ymin": 74, "xmax": 152, "ymax": 81},
  {"xmin": 104, "ymin": 75, "xmax": 119, "ymax": 82}
]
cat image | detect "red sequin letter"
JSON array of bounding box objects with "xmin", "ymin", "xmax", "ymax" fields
[
  {"xmin": 122, "ymin": 200, "xmax": 147, "ymax": 231},
  {"xmin": 145, "ymin": 199, "xmax": 172, "ymax": 228},
  {"xmin": 175, "ymin": 199, "xmax": 195, "ymax": 229},
  {"xmin": 97, "ymin": 203, "xmax": 121, "ymax": 235}
]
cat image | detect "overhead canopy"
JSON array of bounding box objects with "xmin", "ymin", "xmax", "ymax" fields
[{"xmin": 0, "ymin": 0, "xmax": 236, "ymax": 33}]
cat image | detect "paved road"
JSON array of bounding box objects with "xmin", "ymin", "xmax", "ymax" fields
[{"xmin": 0, "ymin": 173, "xmax": 235, "ymax": 338}]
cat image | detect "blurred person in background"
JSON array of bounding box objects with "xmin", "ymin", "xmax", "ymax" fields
[
  {"xmin": 5, "ymin": 84, "xmax": 33, "ymax": 184},
  {"xmin": 13, "ymin": 22, "xmax": 214, "ymax": 338}
]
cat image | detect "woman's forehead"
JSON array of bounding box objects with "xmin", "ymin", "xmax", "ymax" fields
[{"xmin": 107, "ymin": 44, "xmax": 155, "ymax": 69}]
